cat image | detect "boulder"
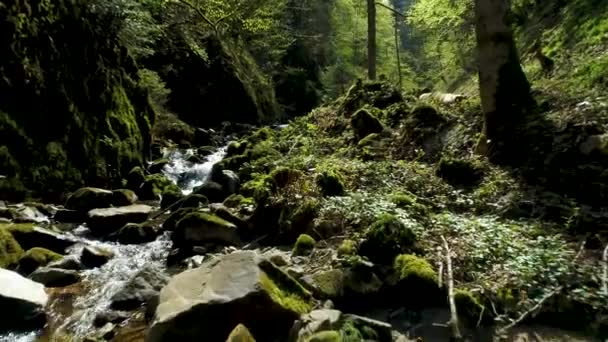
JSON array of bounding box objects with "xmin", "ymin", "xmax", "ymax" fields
[
  {"xmin": 111, "ymin": 266, "xmax": 169, "ymax": 311},
  {"xmin": 127, "ymin": 166, "xmax": 146, "ymax": 191},
  {"xmin": 112, "ymin": 189, "xmax": 138, "ymax": 207},
  {"xmin": 47, "ymin": 255, "xmax": 83, "ymax": 271},
  {"xmin": 147, "ymin": 251, "xmax": 312, "ymax": 342},
  {"xmin": 193, "ymin": 181, "xmax": 226, "ymax": 203},
  {"xmin": 210, "ymin": 204, "xmax": 249, "ymax": 231},
  {"xmin": 53, "ymin": 208, "xmax": 85, "ymax": 223},
  {"xmin": 139, "ymin": 175, "xmax": 181, "ymax": 201},
  {"xmin": 226, "ymin": 324, "xmax": 256, "ymax": 342},
  {"xmin": 17, "ymin": 247, "xmax": 62, "ymax": 275},
  {"xmin": 350, "ymin": 108, "xmax": 384, "ymax": 141},
  {"xmin": 0, "ymin": 225, "xmax": 24, "ymax": 268},
  {"xmin": 65, "ymin": 187, "xmax": 116, "ymax": 212},
  {"xmin": 213, "ymin": 170, "xmax": 240, "ymax": 196},
  {"xmin": 180, "ymin": 194, "xmax": 209, "ymax": 209},
  {"xmin": 288, "ymin": 309, "xmax": 342, "ymax": 341},
  {"xmin": 161, "ymin": 207, "xmax": 197, "ymax": 232},
  {"xmin": 29, "ymin": 267, "xmax": 81, "ymax": 287},
  {"xmin": 4, "ymin": 223, "xmax": 75, "ymax": 254},
  {"xmin": 81, "ymin": 246, "xmax": 113, "ymax": 268},
  {"xmin": 160, "ymin": 191, "xmax": 184, "ymax": 210},
  {"xmin": 172, "ymin": 212, "xmax": 242, "ymax": 248},
  {"xmin": 148, "ymin": 158, "xmax": 170, "ymax": 175},
  {"xmin": 86, "ymin": 205, "xmax": 153, "ymax": 236},
  {"xmin": 115, "ymin": 222, "xmax": 157, "ymax": 245},
  {"xmin": 0, "ymin": 268, "xmax": 48, "ymax": 332},
  {"xmin": 11, "ymin": 206, "xmax": 48, "ymax": 223}
]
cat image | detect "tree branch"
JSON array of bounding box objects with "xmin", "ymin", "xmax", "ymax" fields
[
  {"xmin": 442, "ymin": 236, "xmax": 462, "ymax": 341},
  {"xmin": 177, "ymin": 0, "xmax": 218, "ymax": 34},
  {"xmin": 375, "ymin": 2, "xmax": 406, "ymax": 18}
]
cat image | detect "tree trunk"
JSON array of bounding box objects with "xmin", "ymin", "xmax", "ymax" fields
[
  {"xmin": 474, "ymin": 0, "xmax": 534, "ymax": 163},
  {"xmin": 367, "ymin": 0, "xmax": 376, "ymax": 80}
]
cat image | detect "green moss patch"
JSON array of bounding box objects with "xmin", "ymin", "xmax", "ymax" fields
[
  {"xmin": 18, "ymin": 247, "xmax": 62, "ymax": 274},
  {"xmin": 0, "ymin": 226, "xmax": 24, "ymax": 268},
  {"xmin": 359, "ymin": 214, "xmax": 417, "ymax": 264},
  {"xmin": 258, "ymin": 259, "xmax": 313, "ymax": 315},
  {"xmin": 292, "ymin": 234, "xmax": 316, "ymax": 256}
]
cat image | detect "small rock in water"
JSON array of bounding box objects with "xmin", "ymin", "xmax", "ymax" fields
[
  {"xmin": 81, "ymin": 246, "xmax": 113, "ymax": 268},
  {"xmin": 110, "ymin": 266, "xmax": 169, "ymax": 311},
  {"xmin": 29, "ymin": 267, "xmax": 81, "ymax": 287},
  {"xmin": 0, "ymin": 268, "xmax": 48, "ymax": 332},
  {"xmin": 47, "ymin": 255, "xmax": 83, "ymax": 271},
  {"xmin": 116, "ymin": 222, "xmax": 157, "ymax": 245},
  {"xmin": 94, "ymin": 310, "xmax": 130, "ymax": 327}
]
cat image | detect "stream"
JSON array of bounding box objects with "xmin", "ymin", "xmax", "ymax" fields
[{"xmin": 0, "ymin": 147, "xmax": 226, "ymax": 342}]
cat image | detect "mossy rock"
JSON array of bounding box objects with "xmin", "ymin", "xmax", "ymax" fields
[
  {"xmin": 409, "ymin": 105, "xmax": 444, "ymax": 128},
  {"xmin": 65, "ymin": 187, "xmax": 115, "ymax": 212},
  {"xmin": 454, "ymin": 289, "xmax": 487, "ymax": 326},
  {"xmin": 226, "ymin": 324, "xmax": 256, "ymax": 342},
  {"xmin": 0, "ymin": 226, "xmax": 24, "ymax": 268},
  {"xmin": 226, "ymin": 141, "xmax": 249, "ymax": 158},
  {"xmin": 248, "ymin": 127, "xmax": 275, "ymax": 144},
  {"xmin": 240, "ymin": 175, "xmax": 275, "ymax": 203},
  {"xmin": 309, "ymin": 269, "xmax": 345, "ymax": 299},
  {"xmin": 116, "ymin": 222, "xmax": 157, "ymax": 244},
  {"xmin": 436, "ymin": 156, "xmax": 485, "ymax": 187},
  {"xmin": 18, "ymin": 247, "xmax": 62, "ymax": 275},
  {"xmin": 139, "ymin": 174, "xmax": 180, "ymax": 200},
  {"xmin": 292, "ymin": 234, "xmax": 316, "ymax": 256},
  {"xmin": 162, "ymin": 207, "xmax": 197, "ymax": 232},
  {"xmin": 393, "ymin": 254, "xmax": 440, "ymax": 306},
  {"xmin": 112, "ymin": 189, "xmax": 138, "ymax": 207},
  {"xmin": 161, "ymin": 190, "xmax": 184, "ymax": 210},
  {"xmin": 305, "ymin": 331, "xmax": 341, "ymax": 342},
  {"xmin": 337, "ymin": 240, "xmax": 356, "ymax": 257},
  {"xmin": 269, "ymin": 167, "xmax": 303, "ymax": 188},
  {"xmin": 127, "ymin": 166, "xmax": 146, "ymax": 190},
  {"xmin": 223, "ymin": 194, "xmax": 255, "ymax": 209},
  {"xmin": 193, "ymin": 181, "xmax": 226, "ymax": 203},
  {"xmin": 351, "ymin": 108, "xmax": 384, "ymax": 141},
  {"xmin": 173, "ymin": 212, "xmax": 241, "ymax": 247},
  {"xmin": 148, "ymin": 158, "xmax": 170, "ymax": 174},
  {"xmin": 181, "ymin": 194, "xmax": 209, "ymax": 209},
  {"xmin": 316, "ymin": 171, "xmax": 345, "ymax": 197},
  {"xmin": 359, "ymin": 214, "xmax": 417, "ymax": 264}
]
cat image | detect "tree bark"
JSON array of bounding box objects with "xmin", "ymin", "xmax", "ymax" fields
[
  {"xmin": 367, "ymin": 0, "xmax": 377, "ymax": 80},
  {"xmin": 474, "ymin": 0, "xmax": 534, "ymax": 163}
]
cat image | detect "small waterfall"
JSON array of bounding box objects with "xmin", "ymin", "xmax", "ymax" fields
[{"xmin": 162, "ymin": 147, "xmax": 227, "ymax": 195}]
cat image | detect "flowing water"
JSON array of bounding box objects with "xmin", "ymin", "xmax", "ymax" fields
[{"xmin": 0, "ymin": 147, "xmax": 224, "ymax": 342}]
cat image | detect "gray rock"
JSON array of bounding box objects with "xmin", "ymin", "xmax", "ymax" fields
[
  {"xmin": 8, "ymin": 225, "xmax": 76, "ymax": 254},
  {"xmin": 111, "ymin": 266, "xmax": 169, "ymax": 311},
  {"xmin": 54, "ymin": 208, "xmax": 85, "ymax": 223},
  {"xmin": 65, "ymin": 187, "xmax": 116, "ymax": 212},
  {"xmin": 47, "ymin": 255, "xmax": 83, "ymax": 271},
  {"xmin": 147, "ymin": 251, "xmax": 312, "ymax": 342},
  {"xmin": 116, "ymin": 222, "xmax": 157, "ymax": 244},
  {"xmin": 220, "ymin": 170, "xmax": 240, "ymax": 196},
  {"xmin": 12, "ymin": 206, "xmax": 48, "ymax": 223},
  {"xmin": 342, "ymin": 314, "xmax": 393, "ymax": 342},
  {"xmin": 288, "ymin": 309, "xmax": 342, "ymax": 341},
  {"xmin": 81, "ymin": 246, "xmax": 113, "ymax": 268},
  {"xmin": 0, "ymin": 268, "xmax": 48, "ymax": 332},
  {"xmin": 94, "ymin": 310, "xmax": 130, "ymax": 327},
  {"xmin": 29, "ymin": 267, "xmax": 81, "ymax": 287},
  {"xmin": 86, "ymin": 204, "xmax": 153, "ymax": 235},
  {"xmin": 172, "ymin": 212, "xmax": 242, "ymax": 248}
]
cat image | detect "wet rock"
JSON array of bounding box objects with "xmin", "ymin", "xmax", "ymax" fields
[
  {"xmin": 65, "ymin": 187, "xmax": 116, "ymax": 212},
  {"xmin": 288, "ymin": 309, "xmax": 342, "ymax": 341},
  {"xmin": 341, "ymin": 314, "xmax": 393, "ymax": 341},
  {"xmin": 139, "ymin": 174, "xmax": 181, "ymax": 201},
  {"xmin": 116, "ymin": 222, "xmax": 157, "ymax": 244},
  {"xmin": 180, "ymin": 194, "xmax": 209, "ymax": 209},
  {"xmin": 161, "ymin": 207, "xmax": 197, "ymax": 232},
  {"xmin": 265, "ymin": 251, "xmax": 290, "ymax": 267},
  {"xmin": 6, "ymin": 224, "xmax": 76, "ymax": 254},
  {"xmin": 193, "ymin": 181, "xmax": 226, "ymax": 203},
  {"xmin": 0, "ymin": 217, "xmax": 10, "ymax": 224},
  {"xmin": 10, "ymin": 205, "xmax": 48, "ymax": 223},
  {"xmin": 127, "ymin": 166, "xmax": 146, "ymax": 191},
  {"xmin": 81, "ymin": 246, "xmax": 113, "ymax": 268},
  {"xmin": 29, "ymin": 267, "xmax": 81, "ymax": 287},
  {"xmin": 47, "ymin": 255, "xmax": 83, "ymax": 271},
  {"xmin": 186, "ymin": 154, "xmax": 203, "ymax": 164},
  {"xmin": 351, "ymin": 108, "xmax": 384, "ymax": 141},
  {"xmin": 148, "ymin": 158, "xmax": 170, "ymax": 175},
  {"xmin": 148, "ymin": 251, "xmax": 312, "ymax": 342},
  {"xmin": 17, "ymin": 247, "xmax": 62, "ymax": 275},
  {"xmin": 111, "ymin": 266, "xmax": 169, "ymax": 311},
  {"xmin": 226, "ymin": 324, "xmax": 256, "ymax": 342},
  {"xmin": 210, "ymin": 204, "xmax": 248, "ymax": 231},
  {"xmin": 86, "ymin": 204, "xmax": 153, "ymax": 235},
  {"xmin": 160, "ymin": 191, "xmax": 184, "ymax": 210},
  {"xmin": 216, "ymin": 170, "xmax": 240, "ymax": 196},
  {"xmin": 94, "ymin": 310, "xmax": 130, "ymax": 327},
  {"xmin": 0, "ymin": 268, "xmax": 48, "ymax": 332},
  {"xmin": 112, "ymin": 189, "xmax": 138, "ymax": 207},
  {"xmin": 172, "ymin": 212, "xmax": 242, "ymax": 248},
  {"xmin": 53, "ymin": 208, "xmax": 85, "ymax": 223}
]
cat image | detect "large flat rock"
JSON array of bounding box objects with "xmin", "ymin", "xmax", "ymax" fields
[
  {"xmin": 0, "ymin": 268, "xmax": 48, "ymax": 332},
  {"xmin": 86, "ymin": 205, "xmax": 153, "ymax": 236}
]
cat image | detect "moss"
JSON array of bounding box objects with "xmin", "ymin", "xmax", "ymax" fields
[
  {"xmin": 148, "ymin": 158, "xmax": 169, "ymax": 174},
  {"xmin": 337, "ymin": 240, "xmax": 356, "ymax": 256},
  {"xmin": 162, "ymin": 207, "xmax": 197, "ymax": 232},
  {"xmin": 393, "ymin": 254, "xmax": 439, "ymax": 305},
  {"xmin": 269, "ymin": 167, "xmax": 303, "ymax": 188},
  {"xmin": 283, "ymin": 199, "xmax": 320, "ymax": 238},
  {"xmin": 226, "ymin": 324, "xmax": 256, "ymax": 342},
  {"xmin": 390, "ymin": 191, "xmax": 417, "ymax": 207},
  {"xmin": 117, "ymin": 222, "xmax": 157, "ymax": 244},
  {"xmin": 436, "ymin": 156, "xmax": 485, "ymax": 187},
  {"xmin": 359, "ymin": 214, "xmax": 417, "ymax": 264},
  {"xmin": 223, "ymin": 194, "xmax": 255, "ymax": 208},
  {"xmin": 305, "ymin": 331, "xmax": 342, "ymax": 342},
  {"xmin": 350, "ymin": 108, "xmax": 384, "ymax": 141},
  {"xmin": 139, "ymin": 174, "xmax": 180, "ymax": 200},
  {"xmin": 258, "ymin": 259, "xmax": 313, "ymax": 314},
  {"xmin": 454, "ymin": 289, "xmax": 486, "ymax": 325},
  {"xmin": 240, "ymin": 174, "xmax": 275, "ymax": 203},
  {"xmin": 311, "ymin": 269, "xmax": 344, "ymax": 299},
  {"xmin": 0, "ymin": 226, "xmax": 24, "ymax": 268},
  {"xmin": 2, "ymin": 223, "xmax": 36, "ymax": 234},
  {"xmin": 112, "ymin": 189, "xmax": 138, "ymax": 206},
  {"xmin": 292, "ymin": 234, "xmax": 316, "ymax": 256},
  {"xmin": 248, "ymin": 127, "xmax": 275, "ymax": 144},
  {"xmin": 316, "ymin": 170, "xmax": 345, "ymax": 197},
  {"xmin": 18, "ymin": 247, "xmax": 62, "ymax": 274},
  {"xmin": 65, "ymin": 187, "xmax": 115, "ymax": 212},
  {"xmin": 181, "ymin": 194, "xmax": 209, "ymax": 209},
  {"xmin": 161, "ymin": 190, "xmax": 184, "ymax": 209},
  {"xmin": 226, "ymin": 141, "xmax": 249, "ymax": 157}
]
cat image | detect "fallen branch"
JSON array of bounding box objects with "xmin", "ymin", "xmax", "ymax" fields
[
  {"xmin": 441, "ymin": 235, "xmax": 462, "ymax": 341},
  {"xmin": 602, "ymin": 243, "xmax": 608, "ymax": 295}
]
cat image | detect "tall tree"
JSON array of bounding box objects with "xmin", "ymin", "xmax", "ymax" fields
[
  {"xmin": 474, "ymin": 0, "xmax": 534, "ymax": 163},
  {"xmin": 367, "ymin": 0, "xmax": 377, "ymax": 80}
]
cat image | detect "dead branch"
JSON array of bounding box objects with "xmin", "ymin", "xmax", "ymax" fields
[
  {"xmin": 442, "ymin": 235, "xmax": 462, "ymax": 341},
  {"xmin": 602, "ymin": 243, "xmax": 608, "ymax": 295},
  {"xmin": 438, "ymin": 257, "xmax": 444, "ymax": 289}
]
